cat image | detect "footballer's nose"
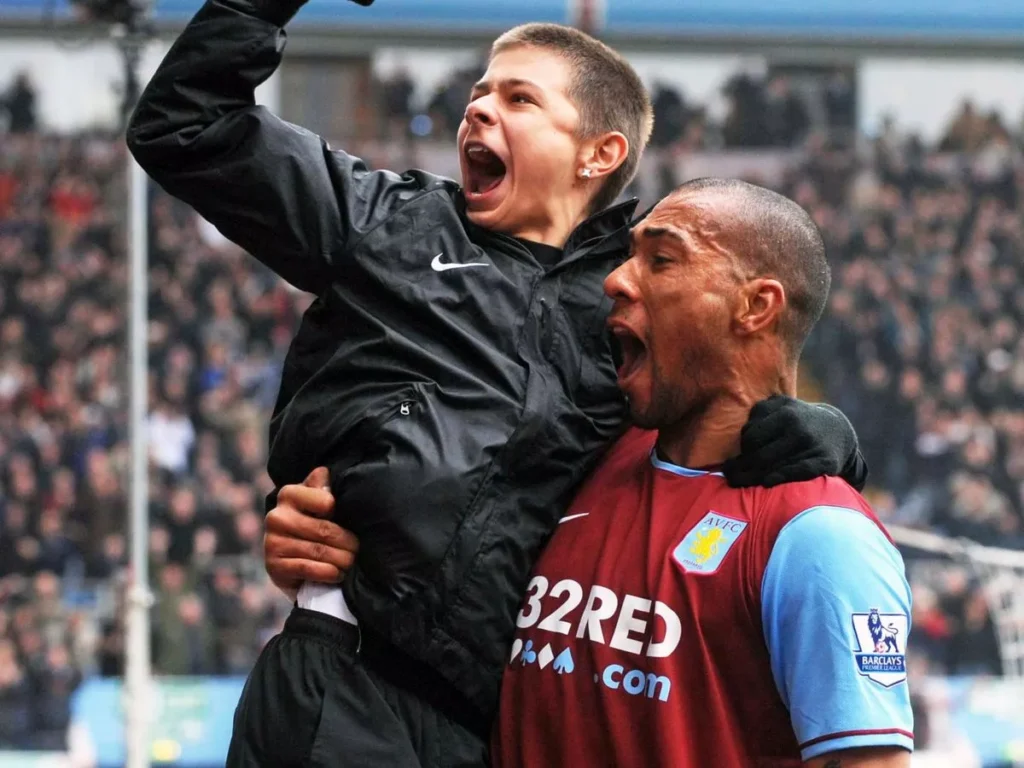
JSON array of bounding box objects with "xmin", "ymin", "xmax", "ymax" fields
[{"xmin": 604, "ymin": 258, "xmax": 640, "ymax": 303}]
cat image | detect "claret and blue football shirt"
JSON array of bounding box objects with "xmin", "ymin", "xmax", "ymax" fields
[{"xmin": 494, "ymin": 428, "xmax": 913, "ymax": 767}]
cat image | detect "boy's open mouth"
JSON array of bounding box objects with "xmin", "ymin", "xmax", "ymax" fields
[{"xmin": 464, "ymin": 143, "xmax": 507, "ymax": 197}]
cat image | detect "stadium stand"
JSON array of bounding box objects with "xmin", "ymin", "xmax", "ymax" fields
[
  {"xmin": 790, "ymin": 136, "xmax": 1021, "ymax": 679},
  {"xmin": 0, "ymin": 126, "xmax": 295, "ymax": 749}
]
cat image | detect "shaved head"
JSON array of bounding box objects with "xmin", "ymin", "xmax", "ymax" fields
[{"xmin": 668, "ymin": 177, "xmax": 831, "ymax": 360}]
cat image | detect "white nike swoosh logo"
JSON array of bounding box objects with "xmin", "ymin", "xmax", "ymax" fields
[
  {"xmin": 558, "ymin": 513, "xmax": 590, "ymax": 525},
  {"xmin": 431, "ymin": 253, "xmax": 488, "ymax": 272}
]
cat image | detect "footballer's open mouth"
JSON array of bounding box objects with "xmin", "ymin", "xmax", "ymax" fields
[
  {"xmin": 607, "ymin": 321, "xmax": 648, "ymax": 387},
  {"xmin": 463, "ymin": 142, "xmax": 508, "ymax": 201}
]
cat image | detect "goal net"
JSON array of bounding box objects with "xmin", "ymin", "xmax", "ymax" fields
[{"xmin": 890, "ymin": 524, "xmax": 1024, "ymax": 679}]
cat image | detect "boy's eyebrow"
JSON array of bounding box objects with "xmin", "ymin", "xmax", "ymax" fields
[{"xmin": 471, "ymin": 77, "xmax": 543, "ymax": 94}]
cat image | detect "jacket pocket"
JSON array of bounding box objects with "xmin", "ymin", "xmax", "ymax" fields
[
  {"xmin": 326, "ymin": 382, "xmax": 433, "ymax": 479},
  {"xmin": 338, "ymin": 380, "xmax": 513, "ymax": 607}
]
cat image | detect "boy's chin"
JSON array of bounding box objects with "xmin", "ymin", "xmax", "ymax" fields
[
  {"xmin": 465, "ymin": 207, "xmax": 496, "ymax": 227},
  {"xmin": 465, "ymin": 203, "xmax": 510, "ymax": 231}
]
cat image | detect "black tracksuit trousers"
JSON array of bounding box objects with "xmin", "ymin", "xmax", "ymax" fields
[{"xmin": 226, "ymin": 609, "xmax": 489, "ymax": 768}]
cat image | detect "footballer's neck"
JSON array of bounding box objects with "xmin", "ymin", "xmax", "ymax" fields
[
  {"xmin": 656, "ymin": 399, "xmax": 750, "ymax": 471},
  {"xmin": 656, "ymin": 368, "xmax": 797, "ymax": 469}
]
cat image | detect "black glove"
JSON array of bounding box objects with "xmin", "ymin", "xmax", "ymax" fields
[
  {"xmin": 723, "ymin": 396, "xmax": 868, "ymax": 491},
  {"xmin": 348, "ymin": 0, "xmax": 374, "ymax": 4}
]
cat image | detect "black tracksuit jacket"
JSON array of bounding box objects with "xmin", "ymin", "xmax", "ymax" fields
[{"xmin": 128, "ymin": 0, "xmax": 636, "ymax": 717}]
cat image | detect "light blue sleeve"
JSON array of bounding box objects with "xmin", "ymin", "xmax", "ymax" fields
[{"xmin": 761, "ymin": 506, "xmax": 915, "ymax": 760}]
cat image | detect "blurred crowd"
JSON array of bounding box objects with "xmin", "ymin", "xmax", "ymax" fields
[
  {"xmin": 790, "ymin": 127, "xmax": 1023, "ymax": 678},
  {"xmin": 0, "ymin": 63, "xmax": 1021, "ymax": 750},
  {"xmin": 0, "ymin": 118, "xmax": 296, "ymax": 747},
  {"xmin": 374, "ymin": 61, "xmax": 856, "ymax": 151}
]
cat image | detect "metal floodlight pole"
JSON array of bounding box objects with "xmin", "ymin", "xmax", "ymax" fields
[
  {"xmin": 116, "ymin": 9, "xmax": 154, "ymax": 768},
  {"xmin": 125, "ymin": 155, "xmax": 152, "ymax": 768}
]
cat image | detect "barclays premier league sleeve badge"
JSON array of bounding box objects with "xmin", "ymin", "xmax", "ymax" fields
[{"xmin": 851, "ymin": 609, "xmax": 908, "ymax": 687}]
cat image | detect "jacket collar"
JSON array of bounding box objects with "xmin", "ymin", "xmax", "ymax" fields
[
  {"xmin": 553, "ymin": 197, "xmax": 639, "ymax": 271},
  {"xmin": 563, "ymin": 197, "xmax": 639, "ymax": 255},
  {"xmin": 457, "ymin": 191, "xmax": 639, "ymax": 255}
]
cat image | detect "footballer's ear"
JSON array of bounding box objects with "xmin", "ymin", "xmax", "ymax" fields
[{"xmin": 734, "ymin": 278, "xmax": 786, "ymax": 337}]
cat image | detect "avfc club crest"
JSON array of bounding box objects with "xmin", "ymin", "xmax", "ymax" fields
[
  {"xmin": 673, "ymin": 511, "xmax": 748, "ymax": 575},
  {"xmin": 851, "ymin": 609, "xmax": 909, "ymax": 687}
]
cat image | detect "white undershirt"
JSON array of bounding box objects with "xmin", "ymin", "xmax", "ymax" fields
[{"xmin": 296, "ymin": 582, "xmax": 359, "ymax": 625}]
